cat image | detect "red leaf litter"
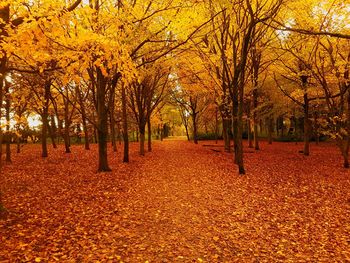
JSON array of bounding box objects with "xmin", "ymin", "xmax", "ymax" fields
[{"xmin": 1, "ymin": 140, "xmax": 349, "ymax": 262}]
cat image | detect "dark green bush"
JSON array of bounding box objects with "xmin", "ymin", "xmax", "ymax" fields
[{"xmin": 196, "ymin": 133, "xmax": 223, "ymax": 141}]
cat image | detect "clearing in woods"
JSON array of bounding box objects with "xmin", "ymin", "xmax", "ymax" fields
[{"xmin": 0, "ymin": 140, "xmax": 349, "ymax": 262}]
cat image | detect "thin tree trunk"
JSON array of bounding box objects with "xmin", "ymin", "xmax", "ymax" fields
[
  {"xmin": 215, "ymin": 107, "xmax": 218, "ymax": 144},
  {"xmin": 5, "ymin": 83, "xmax": 11, "ymax": 162},
  {"xmin": 41, "ymin": 81, "xmax": 51, "ymax": 158},
  {"xmin": 341, "ymin": 146, "xmax": 349, "ymax": 168},
  {"xmin": 268, "ymin": 117, "xmax": 273, "ymax": 145},
  {"xmin": 185, "ymin": 124, "xmax": 190, "ymax": 141},
  {"xmin": 41, "ymin": 113, "xmax": 48, "ymax": 158},
  {"xmin": 93, "ymin": 125, "xmax": 98, "ymax": 144},
  {"xmin": 223, "ymin": 118, "xmax": 230, "ymax": 152},
  {"xmin": 63, "ymin": 101, "xmax": 71, "ymax": 154},
  {"xmin": 56, "ymin": 118, "xmax": 63, "ymax": 144},
  {"xmin": 16, "ymin": 135, "xmax": 20, "ymax": 153},
  {"xmin": 82, "ymin": 110, "xmax": 90, "ymax": 150},
  {"xmin": 314, "ymin": 111, "xmax": 320, "ymax": 145},
  {"xmin": 117, "ymin": 122, "xmax": 122, "ymax": 145},
  {"xmin": 49, "ymin": 115, "xmax": 57, "ymax": 148},
  {"xmin": 0, "ymin": 4, "xmax": 9, "ymax": 170},
  {"xmin": 236, "ymin": 90, "xmax": 245, "ymax": 175},
  {"xmin": 121, "ymin": 84, "xmax": 129, "ymax": 163},
  {"xmin": 340, "ymin": 90, "xmax": 350, "ymax": 168},
  {"xmin": 247, "ymin": 119, "xmax": 253, "ymax": 148},
  {"xmin": 192, "ymin": 113, "xmax": 198, "ymax": 144},
  {"xmin": 232, "ymin": 98, "xmax": 238, "ymax": 164},
  {"xmin": 109, "ymin": 89, "xmax": 117, "ymax": 152},
  {"xmin": 110, "ymin": 114, "xmax": 117, "ymax": 152},
  {"xmin": 147, "ymin": 116, "xmax": 152, "ymax": 152},
  {"xmin": 76, "ymin": 86, "xmax": 90, "ymax": 150},
  {"xmin": 303, "ymin": 94, "xmax": 310, "ymax": 156},
  {"xmin": 139, "ymin": 126, "xmax": 145, "ymax": 156},
  {"xmin": 253, "ymin": 89, "xmax": 260, "ymax": 150}
]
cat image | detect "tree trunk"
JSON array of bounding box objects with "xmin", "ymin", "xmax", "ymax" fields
[
  {"xmin": 192, "ymin": 113, "xmax": 198, "ymax": 144},
  {"xmin": 215, "ymin": 107, "xmax": 218, "ymax": 144},
  {"xmin": 76, "ymin": 85, "xmax": 90, "ymax": 150},
  {"xmin": 303, "ymin": 94, "xmax": 310, "ymax": 156},
  {"xmin": 93, "ymin": 126, "xmax": 98, "ymax": 143},
  {"xmin": 121, "ymin": 84, "xmax": 129, "ymax": 163},
  {"xmin": 5, "ymin": 83, "xmax": 11, "ymax": 163},
  {"xmin": 185, "ymin": 124, "xmax": 190, "ymax": 141},
  {"xmin": 223, "ymin": 118, "xmax": 230, "ymax": 152},
  {"xmin": 56, "ymin": 118, "xmax": 63, "ymax": 144},
  {"xmin": 64, "ymin": 103, "xmax": 71, "ymax": 154},
  {"xmin": 268, "ymin": 117, "xmax": 273, "ymax": 145},
  {"xmin": 232, "ymin": 98, "xmax": 238, "ymax": 164},
  {"xmin": 139, "ymin": 121, "xmax": 146, "ymax": 156},
  {"xmin": 160, "ymin": 124, "xmax": 163, "ymax": 141},
  {"xmin": 41, "ymin": 113, "xmax": 48, "ymax": 158},
  {"xmin": 117, "ymin": 122, "xmax": 122, "ymax": 145},
  {"xmin": 48, "ymin": 115, "xmax": 57, "ymax": 149},
  {"xmin": 147, "ymin": 116, "xmax": 152, "ymax": 152},
  {"xmin": 236, "ymin": 92, "xmax": 245, "ymax": 175},
  {"xmin": 0, "ymin": 83, "xmax": 3, "ymax": 169},
  {"xmin": 109, "ymin": 88, "xmax": 117, "ymax": 152},
  {"xmin": 96, "ymin": 69, "xmax": 111, "ymax": 172},
  {"xmin": 0, "ymin": 4, "xmax": 9, "ymax": 169},
  {"xmin": 41, "ymin": 81, "xmax": 51, "ymax": 158},
  {"xmin": 340, "ymin": 90, "xmax": 350, "ymax": 168},
  {"xmin": 247, "ymin": 119, "xmax": 253, "ymax": 148},
  {"xmin": 110, "ymin": 114, "xmax": 117, "ymax": 152},
  {"xmin": 82, "ymin": 109, "xmax": 90, "ymax": 150},
  {"xmin": 253, "ymin": 89, "xmax": 260, "ymax": 150},
  {"xmin": 313, "ymin": 111, "xmax": 320, "ymax": 145},
  {"xmin": 76, "ymin": 124, "xmax": 81, "ymax": 144},
  {"xmin": 16, "ymin": 135, "xmax": 20, "ymax": 153}
]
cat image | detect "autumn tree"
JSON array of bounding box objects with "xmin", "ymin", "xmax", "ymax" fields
[{"xmin": 128, "ymin": 62, "xmax": 170, "ymax": 155}]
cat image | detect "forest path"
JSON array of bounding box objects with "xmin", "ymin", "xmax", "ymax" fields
[
  {"xmin": 121, "ymin": 140, "xmax": 243, "ymax": 261},
  {"xmin": 1, "ymin": 140, "xmax": 349, "ymax": 262}
]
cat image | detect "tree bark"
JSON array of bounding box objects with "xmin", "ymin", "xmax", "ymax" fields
[
  {"xmin": 109, "ymin": 90, "xmax": 117, "ymax": 152},
  {"xmin": 313, "ymin": 111, "xmax": 320, "ymax": 145},
  {"xmin": 110, "ymin": 114, "xmax": 117, "ymax": 152},
  {"xmin": 96, "ymin": 69, "xmax": 111, "ymax": 171},
  {"xmin": 16, "ymin": 135, "xmax": 20, "ymax": 154},
  {"xmin": 192, "ymin": 113, "xmax": 198, "ymax": 144},
  {"xmin": 303, "ymin": 94, "xmax": 310, "ymax": 156},
  {"xmin": 49, "ymin": 115, "xmax": 57, "ymax": 149},
  {"xmin": 5, "ymin": 82, "xmax": 11, "ymax": 162},
  {"xmin": 340, "ymin": 90, "xmax": 350, "ymax": 168},
  {"xmin": 253, "ymin": 88, "xmax": 260, "ymax": 150},
  {"xmin": 236, "ymin": 88, "xmax": 245, "ymax": 174},
  {"xmin": 121, "ymin": 84, "xmax": 129, "ymax": 163},
  {"xmin": 139, "ymin": 122, "xmax": 146, "ymax": 156},
  {"xmin": 63, "ymin": 101, "xmax": 71, "ymax": 154},
  {"xmin": 76, "ymin": 87, "xmax": 90, "ymax": 150},
  {"xmin": 147, "ymin": 116, "xmax": 152, "ymax": 152},
  {"xmin": 223, "ymin": 118, "xmax": 230, "ymax": 152},
  {"xmin": 0, "ymin": 5, "xmax": 9, "ymax": 169},
  {"xmin": 232, "ymin": 96, "xmax": 239, "ymax": 164},
  {"xmin": 215, "ymin": 107, "xmax": 218, "ymax": 144},
  {"xmin": 268, "ymin": 117, "xmax": 273, "ymax": 145},
  {"xmin": 41, "ymin": 81, "xmax": 51, "ymax": 158},
  {"xmin": 247, "ymin": 119, "xmax": 253, "ymax": 148}
]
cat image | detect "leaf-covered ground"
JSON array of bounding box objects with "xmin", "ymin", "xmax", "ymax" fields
[{"xmin": 1, "ymin": 140, "xmax": 350, "ymax": 262}]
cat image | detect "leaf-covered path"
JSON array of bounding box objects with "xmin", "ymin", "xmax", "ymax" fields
[{"xmin": 1, "ymin": 140, "xmax": 350, "ymax": 262}]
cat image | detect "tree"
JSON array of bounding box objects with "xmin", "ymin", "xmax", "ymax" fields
[{"xmin": 128, "ymin": 63, "xmax": 170, "ymax": 155}]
